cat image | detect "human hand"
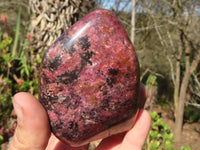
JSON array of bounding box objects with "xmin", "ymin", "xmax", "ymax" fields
[{"xmin": 8, "ymin": 84, "xmax": 151, "ymax": 150}]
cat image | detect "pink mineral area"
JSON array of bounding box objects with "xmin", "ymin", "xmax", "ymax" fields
[{"xmin": 39, "ymin": 9, "xmax": 140, "ymax": 147}]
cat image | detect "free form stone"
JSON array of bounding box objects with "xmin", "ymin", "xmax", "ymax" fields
[{"xmin": 39, "ymin": 9, "xmax": 140, "ymax": 147}]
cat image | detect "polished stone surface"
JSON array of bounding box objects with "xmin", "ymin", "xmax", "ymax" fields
[{"xmin": 39, "ymin": 9, "xmax": 140, "ymax": 147}]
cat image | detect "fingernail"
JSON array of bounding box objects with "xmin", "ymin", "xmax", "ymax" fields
[{"xmin": 13, "ymin": 100, "xmax": 23, "ymax": 125}]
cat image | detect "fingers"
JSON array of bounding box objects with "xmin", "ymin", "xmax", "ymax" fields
[
  {"xmin": 95, "ymin": 132, "xmax": 125, "ymax": 150},
  {"xmin": 8, "ymin": 83, "xmax": 148, "ymax": 150},
  {"xmin": 46, "ymin": 134, "xmax": 89, "ymax": 150},
  {"xmin": 96, "ymin": 110, "xmax": 151, "ymax": 150},
  {"xmin": 8, "ymin": 92, "xmax": 51, "ymax": 150},
  {"xmin": 118, "ymin": 109, "xmax": 151, "ymax": 150}
]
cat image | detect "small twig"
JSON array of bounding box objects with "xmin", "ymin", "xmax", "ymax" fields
[
  {"xmin": 167, "ymin": 56, "xmax": 175, "ymax": 86},
  {"xmin": 185, "ymin": 102, "xmax": 200, "ymax": 108}
]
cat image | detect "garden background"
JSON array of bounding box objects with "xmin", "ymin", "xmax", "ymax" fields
[{"xmin": 0, "ymin": 0, "xmax": 200, "ymax": 149}]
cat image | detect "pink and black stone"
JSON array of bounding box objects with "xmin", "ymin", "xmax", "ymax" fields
[{"xmin": 39, "ymin": 9, "xmax": 140, "ymax": 147}]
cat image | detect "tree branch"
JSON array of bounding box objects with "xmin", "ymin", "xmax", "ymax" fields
[
  {"xmin": 167, "ymin": 56, "xmax": 175, "ymax": 86},
  {"xmin": 190, "ymin": 49, "xmax": 200, "ymax": 74},
  {"xmin": 185, "ymin": 102, "xmax": 200, "ymax": 108}
]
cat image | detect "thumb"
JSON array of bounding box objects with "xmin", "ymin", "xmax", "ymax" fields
[{"xmin": 8, "ymin": 92, "xmax": 51, "ymax": 150}]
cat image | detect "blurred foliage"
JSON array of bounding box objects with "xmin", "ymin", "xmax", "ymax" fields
[
  {"xmin": 0, "ymin": 0, "xmax": 29, "ymax": 38},
  {"xmin": 0, "ymin": 36, "xmax": 12, "ymax": 50},
  {"xmin": 0, "ymin": 5, "xmax": 39, "ymax": 145},
  {"xmin": 146, "ymin": 74, "xmax": 158, "ymax": 87},
  {"xmin": 184, "ymin": 106, "xmax": 200, "ymax": 122},
  {"xmin": 143, "ymin": 111, "xmax": 175, "ymax": 150},
  {"xmin": 180, "ymin": 146, "xmax": 192, "ymax": 150},
  {"xmin": 143, "ymin": 111, "xmax": 193, "ymax": 150},
  {"xmin": 0, "ymin": 135, "xmax": 3, "ymax": 145},
  {"xmin": 144, "ymin": 74, "xmax": 158, "ymax": 109}
]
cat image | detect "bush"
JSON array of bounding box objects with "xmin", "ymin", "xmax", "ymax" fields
[
  {"xmin": 0, "ymin": 8, "xmax": 39, "ymax": 145},
  {"xmin": 184, "ymin": 106, "xmax": 200, "ymax": 122},
  {"xmin": 143, "ymin": 111, "xmax": 174, "ymax": 150},
  {"xmin": 0, "ymin": 135, "xmax": 3, "ymax": 145},
  {"xmin": 180, "ymin": 146, "xmax": 191, "ymax": 150}
]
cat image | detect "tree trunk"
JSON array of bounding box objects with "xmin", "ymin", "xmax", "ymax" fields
[
  {"xmin": 174, "ymin": 72, "xmax": 190, "ymax": 141},
  {"xmin": 28, "ymin": 0, "xmax": 83, "ymax": 78},
  {"xmin": 174, "ymin": 36, "xmax": 191, "ymax": 141},
  {"xmin": 28, "ymin": 0, "xmax": 83, "ymax": 54},
  {"xmin": 174, "ymin": 58, "xmax": 180, "ymax": 117},
  {"xmin": 131, "ymin": 0, "xmax": 136, "ymax": 44},
  {"xmin": 174, "ymin": 33, "xmax": 200, "ymax": 142},
  {"xmin": 174, "ymin": 34, "xmax": 183, "ymax": 118}
]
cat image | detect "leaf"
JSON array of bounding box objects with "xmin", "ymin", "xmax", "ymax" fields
[
  {"xmin": 149, "ymin": 141, "xmax": 160, "ymax": 150},
  {"xmin": 180, "ymin": 146, "xmax": 191, "ymax": 150},
  {"xmin": 165, "ymin": 133, "xmax": 174, "ymax": 141},
  {"xmin": 165, "ymin": 140, "xmax": 175, "ymax": 150},
  {"xmin": 12, "ymin": 7, "xmax": 21, "ymax": 57},
  {"xmin": 0, "ymin": 36, "xmax": 13, "ymax": 50},
  {"xmin": 0, "ymin": 134, "xmax": 4, "ymax": 144},
  {"xmin": 146, "ymin": 111, "xmax": 175, "ymax": 150}
]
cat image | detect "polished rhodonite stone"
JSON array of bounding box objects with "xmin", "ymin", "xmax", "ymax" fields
[{"xmin": 39, "ymin": 9, "xmax": 140, "ymax": 147}]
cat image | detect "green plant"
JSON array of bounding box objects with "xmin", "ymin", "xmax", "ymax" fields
[
  {"xmin": 180, "ymin": 146, "xmax": 191, "ymax": 150},
  {"xmin": 0, "ymin": 43, "xmax": 13, "ymax": 129},
  {"xmin": 0, "ymin": 36, "xmax": 12, "ymax": 50},
  {"xmin": 146, "ymin": 74, "xmax": 158, "ymax": 87},
  {"xmin": 0, "ymin": 6, "xmax": 39, "ymax": 146},
  {"xmin": 143, "ymin": 111, "xmax": 175, "ymax": 150},
  {"xmin": 12, "ymin": 7, "xmax": 21, "ymax": 57},
  {"xmin": 184, "ymin": 106, "xmax": 200, "ymax": 122},
  {"xmin": 0, "ymin": 135, "xmax": 4, "ymax": 145},
  {"xmin": 155, "ymin": 96, "xmax": 171, "ymax": 108}
]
